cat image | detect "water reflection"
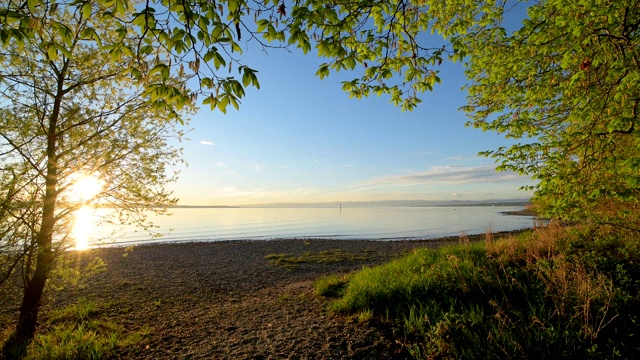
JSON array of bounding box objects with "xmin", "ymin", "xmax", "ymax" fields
[
  {"xmin": 96, "ymin": 206, "xmax": 537, "ymax": 246},
  {"xmin": 72, "ymin": 206, "xmax": 95, "ymax": 250},
  {"xmin": 67, "ymin": 173, "xmax": 103, "ymax": 250}
]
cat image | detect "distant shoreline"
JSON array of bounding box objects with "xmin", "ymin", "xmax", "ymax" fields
[
  {"xmin": 170, "ymin": 201, "xmax": 531, "ymax": 209},
  {"xmin": 169, "ymin": 205, "xmax": 240, "ymax": 208},
  {"xmin": 501, "ymin": 208, "xmax": 539, "ymax": 217}
]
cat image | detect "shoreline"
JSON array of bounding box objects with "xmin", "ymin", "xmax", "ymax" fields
[
  {"xmin": 89, "ymin": 228, "xmax": 532, "ymax": 250},
  {"xmin": 5, "ymin": 231, "xmax": 527, "ymax": 359}
]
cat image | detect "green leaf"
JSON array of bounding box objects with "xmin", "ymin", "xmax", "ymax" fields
[
  {"xmin": 250, "ymin": 72, "xmax": 260, "ymax": 90},
  {"xmin": 231, "ymin": 41, "xmax": 242, "ymax": 53},
  {"xmin": 256, "ymin": 19, "xmax": 269, "ymax": 33},
  {"xmin": 230, "ymin": 96, "xmax": 239, "ymax": 110},
  {"xmin": 115, "ymin": 0, "xmax": 126, "ymax": 16},
  {"xmin": 138, "ymin": 45, "xmax": 154, "ymax": 55},
  {"xmin": 213, "ymin": 52, "xmax": 226, "ymax": 69},
  {"xmin": 46, "ymin": 42, "xmax": 58, "ymax": 60},
  {"xmin": 27, "ymin": 0, "xmax": 38, "ymax": 13},
  {"xmin": 150, "ymin": 64, "xmax": 170, "ymax": 80},
  {"xmin": 130, "ymin": 67, "xmax": 142, "ymax": 80},
  {"xmin": 315, "ymin": 64, "xmax": 330, "ymax": 79},
  {"xmin": 242, "ymin": 70, "xmax": 251, "ymax": 87},
  {"xmin": 82, "ymin": 2, "xmax": 92, "ymax": 19},
  {"xmin": 203, "ymin": 49, "xmax": 216, "ymax": 63},
  {"xmin": 55, "ymin": 43, "xmax": 72, "ymax": 59},
  {"xmin": 217, "ymin": 95, "xmax": 229, "ymax": 113}
]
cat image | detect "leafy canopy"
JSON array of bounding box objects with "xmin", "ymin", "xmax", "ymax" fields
[
  {"xmin": 1, "ymin": 0, "xmax": 271, "ymax": 113},
  {"xmin": 461, "ymin": 0, "xmax": 640, "ymax": 227},
  {"xmin": 1, "ymin": 0, "xmax": 462, "ymax": 112}
]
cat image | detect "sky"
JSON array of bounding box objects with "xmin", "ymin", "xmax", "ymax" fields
[{"xmin": 169, "ymin": 31, "xmax": 534, "ymax": 206}]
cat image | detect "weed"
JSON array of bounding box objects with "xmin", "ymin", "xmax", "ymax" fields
[
  {"xmin": 46, "ymin": 257, "xmax": 107, "ymax": 292},
  {"xmin": 355, "ymin": 309, "xmax": 373, "ymax": 323},
  {"xmin": 458, "ymin": 231, "xmax": 471, "ymax": 246}
]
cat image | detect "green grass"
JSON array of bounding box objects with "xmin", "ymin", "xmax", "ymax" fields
[
  {"xmin": 1, "ymin": 298, "xmax": 150, "ymax": 359},
  {"xmin": 314, "ymin": 274, "xmax": 350, "ymax": 298},
  {"xmin": 315, "ymin": 226, "xmax": 640, "ymax": 359},
  {"xmin": 266, "ymin": 249, "xmax": 374, "ymax": 269}
]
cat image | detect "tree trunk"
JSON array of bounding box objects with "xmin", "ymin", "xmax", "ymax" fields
[
  {"xmin": 8, "ymin": 58, "xmax": 67, "ymax": 345},
  {"xmin": 2, "ymin": 226, "xmax": 55, "ymax": 357},
  {"xmin": 8, "ymin": 143, "xmax": 58, "ymax": 347},
  {"xmin": 14, "ymin": 245, "xmax": 53, "ymax": 340}
]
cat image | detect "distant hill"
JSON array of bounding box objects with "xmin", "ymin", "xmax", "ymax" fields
[{"xmin": 231, "ymin": 199, "xmax": 531, "ymax": 208}]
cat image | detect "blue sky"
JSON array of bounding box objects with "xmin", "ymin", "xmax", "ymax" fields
[{"xmin": 170, "ymin": 37, "xmax": 534, "ymax": 206}]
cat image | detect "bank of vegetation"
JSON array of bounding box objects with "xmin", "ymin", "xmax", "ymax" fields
[{"xmin": 316, "ymin": 225, "xmax": 640, "ymax": 358}]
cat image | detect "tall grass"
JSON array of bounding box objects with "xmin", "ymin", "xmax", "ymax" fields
[
  {"xmin": 316, "ymin": 226, "xmax": 640, "ymax": 358},
  {"xmin": 1, "ymin": 298, "xmax": 150, "ymax": 359}
]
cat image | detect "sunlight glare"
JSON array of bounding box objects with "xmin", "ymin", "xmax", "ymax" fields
[
  {"xmin": 70, "ymin": 174, "xmax": 104, "ymax": 202},
  {"xmin": 73, "ymin": 206, "xmax": 95, "ymax": 250},
  {"xmin": 69, "ymin": 173, "xmax": 103, "ymax": 250}
]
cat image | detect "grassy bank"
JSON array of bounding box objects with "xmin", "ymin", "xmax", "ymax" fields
[{"xmin": 316, "ymin": 226, "xmax": 640, "ymax": 358}]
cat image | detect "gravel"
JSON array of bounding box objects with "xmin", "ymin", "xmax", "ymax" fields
[{"xmin": 32, "ymin": 238, "xmax": 460, "ymax": 359}]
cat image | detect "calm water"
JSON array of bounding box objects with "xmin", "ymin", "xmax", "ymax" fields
[{"xmin": 89, "ymin": 206, "xmax": 536, "ymax": 247}]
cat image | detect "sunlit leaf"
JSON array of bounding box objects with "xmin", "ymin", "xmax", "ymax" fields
[{"xmin": 82, "ymin": 2, "xmax": 92, "ymax": 19}]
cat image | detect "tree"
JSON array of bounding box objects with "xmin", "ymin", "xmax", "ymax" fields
[
  {"xmin": 0, "ymin": 2, "xmax": 191, "ymax": 347},
  {"xmin": 459, "ymin": 0, "xmax": 640, "ymax": 227},
  {"xmin": 0, "ymin": 0, "xmax": 466, "ymax": 351}
]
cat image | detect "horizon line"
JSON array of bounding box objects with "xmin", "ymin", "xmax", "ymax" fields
[{"xmin": 172, "ymin": 198, "xmax": 532, "ymax": 208}]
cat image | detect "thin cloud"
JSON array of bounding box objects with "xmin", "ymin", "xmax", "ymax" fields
[
  {"xmin": 361, "ymin": 165, "xmax": 525, "ymax": 187},
  {"xmin": 215, "ymin": 186, "xmax": 321, "ymax": 200},
  {"xmin": 200, "ymin": 140, "xmax": 214, "ymax": 146},
  {"xmin": 444, "ymin": 154, "xmax": 479, "ymax": 161},
  {"xmin": 342, "ymin": 164, "xmax": 357, "ymax": 168},
  {"xmin": 214, "ymin": 162, "xmax": 229, "ymax": 168}
]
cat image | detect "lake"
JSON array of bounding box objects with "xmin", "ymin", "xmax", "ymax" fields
[{"xmin": 88, "ymin": 206, "xmax": 537, "ymax": 247}]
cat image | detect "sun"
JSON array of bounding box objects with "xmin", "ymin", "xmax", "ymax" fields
[{"xmin": 69, "ymin": 173, "xmax": 104, "ymax": 202}]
